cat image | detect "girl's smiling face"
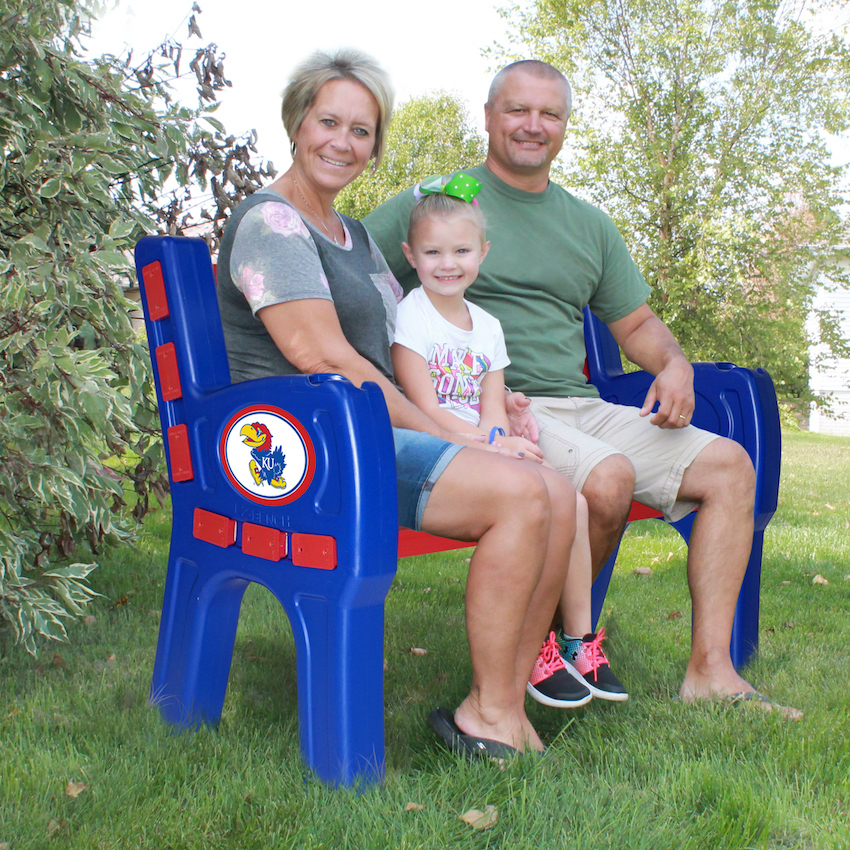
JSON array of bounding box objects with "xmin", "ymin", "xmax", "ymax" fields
[{"xmin": 402, "ymin": 213, "xmax": 490, "ymax": 300}]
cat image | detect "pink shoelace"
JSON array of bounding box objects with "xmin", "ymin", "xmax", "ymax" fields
[
  {"xmin": 530, "ymin": 631, "xmax": 566, "ymax": 684},
  {"xmin": 582, "ymin": 628, "xmax": 610, "ymax": 682},
  {"xmin": 539, "ymin": 631, "xmax": 563, "ymax": 668}
]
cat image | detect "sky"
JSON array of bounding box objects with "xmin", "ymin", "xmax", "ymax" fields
[
  {"xmin": 88, "ymin": 0, "xmax": 514, "ymax": 168},
  {"xmin": 87, "ymin": 0, "xmax": 850, "ymax": 175}
]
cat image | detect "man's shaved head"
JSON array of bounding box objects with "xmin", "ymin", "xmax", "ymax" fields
[{"xmin": 487, "ymin": 60, "xmax": 572, "ymax": 120}]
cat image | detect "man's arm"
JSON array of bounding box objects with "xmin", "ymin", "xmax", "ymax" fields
[{"xmin": 607, "ymin": 303, "xmax": 695, "ymax": 429}]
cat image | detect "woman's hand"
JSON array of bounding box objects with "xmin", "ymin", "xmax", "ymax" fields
[{"xmin": 489, "ymin": 434, "xmax": 545, "ymax": 463}]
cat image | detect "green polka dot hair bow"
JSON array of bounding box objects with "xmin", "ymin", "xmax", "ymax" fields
[{"xmin": 413, "ymin": 172, "xmax": 482, "ymax": 203}]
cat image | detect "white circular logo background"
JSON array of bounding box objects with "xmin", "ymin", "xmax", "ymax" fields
[{"xmin": 220, "ymin": 405, "xmax": 315, "ymax": 505}]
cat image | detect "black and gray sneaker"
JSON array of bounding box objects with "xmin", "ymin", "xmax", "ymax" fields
[
  {"xmin": 559, "ymin": 628, "xmax": 629, "ymax": 702},
  {"xmin": 527, "ymin": 631, "xmax": 593, "ymax": 708}
]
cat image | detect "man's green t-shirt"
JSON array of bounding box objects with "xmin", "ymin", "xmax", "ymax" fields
[{"xmin": 363, "ymin": 165, "xmax": 651, "ymax": 399}]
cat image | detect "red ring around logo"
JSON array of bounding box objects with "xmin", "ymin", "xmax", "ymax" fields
[{"xmin": 219, "ymin": 404, "xmax": 316, "ymax": 505}]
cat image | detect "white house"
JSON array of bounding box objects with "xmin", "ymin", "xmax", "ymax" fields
[{"xmin": 808, "ymin": 250, "xmax": 850, "ymax": 435}]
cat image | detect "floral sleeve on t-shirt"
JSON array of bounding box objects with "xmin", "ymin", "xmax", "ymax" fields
[{"xmin": 228, "ymin": 199, "xmax": 334, "ymax": 316}]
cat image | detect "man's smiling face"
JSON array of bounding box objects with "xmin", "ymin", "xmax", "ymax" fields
[{"xmin": 484, "ymin": 69, "xmax": 570, "ymax": 180}]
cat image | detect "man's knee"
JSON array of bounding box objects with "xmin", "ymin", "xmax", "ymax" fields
[
  {"xmin": 581, "ymin": 453, "xmax": 635, "ymax": 527},
  {"xmin": 682, "ymin": 438, "xmax": 755, "ymax": 507}
]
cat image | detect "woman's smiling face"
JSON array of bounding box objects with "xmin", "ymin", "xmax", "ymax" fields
[{"xmin": 293, "ymin": 77, "xmax": 379, "ymax": 193}]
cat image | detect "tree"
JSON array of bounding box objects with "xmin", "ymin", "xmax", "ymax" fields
[
  {"xmin": 336, "ymin": 92, "xmax": 486, "ymax": 219},
  {"xmin": 0, "ymin": 0, "xmax": 271, "ymax": 652},
  {"xmin": 496, "ymin": 0, "xmax": 850, "ymax": 410}
]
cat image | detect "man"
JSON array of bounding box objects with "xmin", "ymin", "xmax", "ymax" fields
[{"xmin": 365, "ymin": 60, "xmax": 800, "ymax": 717}]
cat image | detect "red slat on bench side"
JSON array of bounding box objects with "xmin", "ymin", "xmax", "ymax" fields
[
  {"xmin": 398, "ymin": 528, "xmax": 473, "ymax": 558},
  {"xmin": 397, "ymin": 500, "xmax": 664, "ymax": 558}
]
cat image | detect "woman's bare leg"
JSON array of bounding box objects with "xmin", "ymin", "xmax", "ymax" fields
[
  {"xmin": 421, "ymin": 449, "xmax": 572, "ymax": 752},
  {"xmin": 508, "ymin": 466, "xmax": 578, "ymax": 741}
]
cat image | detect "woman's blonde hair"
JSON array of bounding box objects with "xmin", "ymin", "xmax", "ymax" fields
[{"xmin": 281, "ymin": 48, "xmax": 394, "ymax": 170}]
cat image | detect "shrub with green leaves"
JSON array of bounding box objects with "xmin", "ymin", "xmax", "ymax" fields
[{"xmin": 0, "ymin": 0, "xmax": 270, "ymax": 652}]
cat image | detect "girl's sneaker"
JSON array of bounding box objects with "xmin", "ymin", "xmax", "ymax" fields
[
  {"xmin": 559, "ymin": 628, "xmax": 629, "ymax": 701},
  {"xmin": 527, "ymin": 631, "xmax": 593, "ymax": 708}
]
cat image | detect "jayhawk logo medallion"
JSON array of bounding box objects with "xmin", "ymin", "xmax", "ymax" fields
[
  {"xmin": 221, "ymin": 406, "xmax": 315, "ymax": 505},
  {"xmin": 240, "ymin": 421, "xmax": 287, "ymax": 489}
]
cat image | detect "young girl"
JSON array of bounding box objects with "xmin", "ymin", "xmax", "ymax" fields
[{"xmin": 391, "ymin": 174, "xmax": 628, "ymax": 706}]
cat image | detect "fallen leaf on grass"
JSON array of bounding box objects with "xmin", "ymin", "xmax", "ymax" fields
[
  {"xmin": 634, "ymin": 567, "xmax": 653, "ymax": 577},
  {"xmin": 781, "ymin": 581, "xmax": 790, "ymax": 585},
  {"xmin": 651, "ymin": 556, "xmax": 660, "ymax": 564},
  {"xmin": 423, "ymin": 587, "xmax": 431, "ymax": 594},
  {"xmin": 812, "ymin": 574, "xmax": 829, "ymax": 585},
  {"xmin": 83, "ymin": 615, "xmax": 96, "ymax": 627},
  {"xmin": 825, "ymin": 503, "xmax": 835, "ymax": 510},
  {"xmin": 460, "ymin": 805, "xmax": 498, "ymax": 830},
  {"xmin": 785, "ymin": 621, "xmax": 794, "ymax": 629},
  {"xmin": 93, "ymin": 653, "xmax": 118, "ymax": 674},
  {"xmin": 1, "ymin": 840, "xmax": 10, "ymax": 848},
  {"xmin": 666, "ymin": 552, "xmax": 675, "ymax": 561},
  {"xmin": 667, "ymin": 611, "xmax": 682, "ymax": 620},
  {"xmin": 405, "ymin": 802, "xmax": 424, "ymax": 811},
  {"xmin": 409, "ymin": 647, "xmax": 428, "ymax": 656},
  {"xmin": 65, "ymin": 780, "xmax": 86, "ymax": 798},
  {"xmin": 383, "ymin": 658, "xmax": 389, "ymax": 672},
  {"xmin": 46, "ymin": 819, "xmax": 66, "ymax": 837}
]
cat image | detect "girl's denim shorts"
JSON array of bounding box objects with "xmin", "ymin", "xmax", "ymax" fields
[{"xmin": 393, "ymin": 428, "xmax": 463, "ymax": 531}]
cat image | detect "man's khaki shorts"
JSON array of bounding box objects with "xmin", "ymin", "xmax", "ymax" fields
[{"xmin": 529, "ymin": 396, "xmax": 719, "ymax": 522}]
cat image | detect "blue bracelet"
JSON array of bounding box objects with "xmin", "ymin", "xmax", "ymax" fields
[{"xmin": 488, "ymin": 426, "xmax": 506, "ymax": 445}]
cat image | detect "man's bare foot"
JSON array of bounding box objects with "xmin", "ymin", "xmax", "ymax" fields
[
  {"xmin": 678, "ymin": 651, "xmax": 802, "ymax": 719},
  {"xmin": 678, "ymin": 684, "xmax": 802, "ymax": 721},
  {"xmin": 679, "ymin": 648, "xmax": 758, "ymax": 702}
]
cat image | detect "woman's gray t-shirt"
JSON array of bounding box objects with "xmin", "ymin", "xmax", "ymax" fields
[{"xmin": 217, "ymin": 188, "xmax": 403, "ymax": 384}]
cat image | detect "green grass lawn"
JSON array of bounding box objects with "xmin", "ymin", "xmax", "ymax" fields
[{"xmin": 1, "ymin": 430, "xmax": 849, "ymax": 849}]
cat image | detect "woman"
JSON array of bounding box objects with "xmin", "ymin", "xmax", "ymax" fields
[{"xmin": 216, "ymin": 48, "xmax": 578, "ymax": 756}]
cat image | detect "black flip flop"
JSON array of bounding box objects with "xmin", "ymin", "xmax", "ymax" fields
[{"xmin": 428, "ymin": 707, "xmax": 519, "ymax": 760}]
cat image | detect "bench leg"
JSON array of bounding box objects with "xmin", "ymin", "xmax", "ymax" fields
[
  {"xmin": 730, "ymin": 530, "xmax": 763, "ymax": 670},
  {"xmin": 590, "ymin": 543, "xmax": 619, "ymax": 631},
  {"xmin": 289, "ymin": 593, "xmax": 386, "ymax": 787},
  {"xmin": 150, "ymin": 556, "xmax": 248, "ymax": 726}
]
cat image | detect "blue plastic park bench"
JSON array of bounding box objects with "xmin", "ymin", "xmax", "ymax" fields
[{"xmin": 134, "ymin": 234, "xmax": 781, "ymax": 788}]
